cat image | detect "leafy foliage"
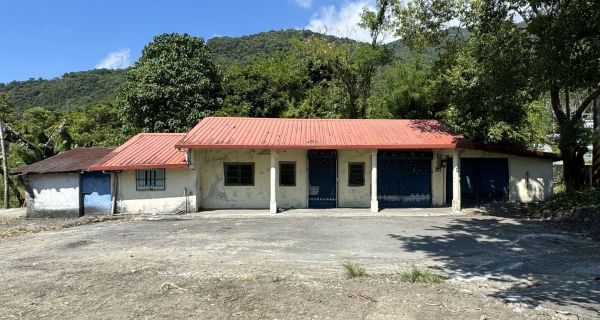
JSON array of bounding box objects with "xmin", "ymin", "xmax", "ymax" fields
[
  {"xmin": 0, "ymin": 69, "xmax": 126, "ymax": 112},
  {"xmin": 207, "ymin": 29, "xmax": 355, "ymax": 63},
  {"xmin": 368, "ymin": 56, "xmax": 441, "ymax": 119},
  {"xmin": 437, "ymin": 22, "xmax": 536, "ymax": 147},
  {"xmin": 118, "ymin": 33, "xmax": 224, "ymax": 133}
]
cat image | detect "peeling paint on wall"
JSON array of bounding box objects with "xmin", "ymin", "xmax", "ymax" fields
[{"xmin": 24, "ymin": 173, "xmax": 80, "ymax": 218}]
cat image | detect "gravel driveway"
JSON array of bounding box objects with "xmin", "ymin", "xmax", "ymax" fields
[{"xmin": 0, "ymin": 213, "xmax": 598, "ymax": 319}]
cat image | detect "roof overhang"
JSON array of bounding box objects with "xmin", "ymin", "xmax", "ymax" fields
[
  {"xmin": 89, "ymin": 163, "xmax": 188, "ymax": 171},
  {"xmin": 175, "ymin": 143, "xmax": 463, "ymax": 150}
]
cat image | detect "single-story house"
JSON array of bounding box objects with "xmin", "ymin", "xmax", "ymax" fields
[
  {"xmin": 12, "ymin": 148, "xmax": 114, "ymax": 218},
  {"xmin": 88, "ymin": 117, "xmax": 556, "ymax": 215},
  {"xmin": 16, "ymin": 117, "xmax": 557, "ymax": 217}
]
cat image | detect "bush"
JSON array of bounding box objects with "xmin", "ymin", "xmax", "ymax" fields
[
  {"xmin": 534, "ymin": 188, "xmax": 600, "ymax": 217},
  {"xmin": 399, "ymin": 268, "xmax": 445, "ymax": 284},
  {"xmin": 342, "ymin": 262, "xmax": 367, "ymax": 278}
]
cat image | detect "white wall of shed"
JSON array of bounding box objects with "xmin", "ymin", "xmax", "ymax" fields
[
  {"xmin": 115, "ymin": 168, "xmax": 196, "ymax": 214},
  {"xmin": 24, "ymin": 173, "xmax": 80, "ymax": 218}
]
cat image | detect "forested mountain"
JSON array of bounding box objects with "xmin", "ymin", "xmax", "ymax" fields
[
  {"xmin": 0, "ymin": 29, "xmax": 430, "ymax": 113},
  {"xmin": 0, "ymin": 69, "xmax": 126, "ymax": 112},
  {"xmin": 207, "ymin": 29, "xmax": 356, "ymax": 62}
]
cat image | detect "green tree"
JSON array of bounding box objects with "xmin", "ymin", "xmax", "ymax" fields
[
  {"xmin": 386, "ymin": 0, "xmax": 600, "ymax": 191},
  {"xmin": 66, "ymin": 101, "xmax": 123, "ymax": 147},
  {"xmin": 119, "ymin": 33, "xmax": 224, "ymax": 133},
  {"xmin": 0, "ymin": 93, "xmax": 17, "ymax": 124},
  {"xmin": 438, "ymin": 22, "xmax": 535, "ymax": 147},
  {"xmin": 298, "ymin": 38, "xmax": 390, "ymax": 118},
  {"xmin": 221, "ymin": 52, "xmax": 309, "ymax": 117},
  {"xmin": 367, "ymin": 56, "xmax": 440, "ymax": 119}
]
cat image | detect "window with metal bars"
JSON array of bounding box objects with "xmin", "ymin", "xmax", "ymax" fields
[
  {"xmin": 224, "ymin": 163, "xmax": 254, "ymax": 186},
  {"xmin": 135, "ymin": 169, "xmax": 166, "ymax": 191}
]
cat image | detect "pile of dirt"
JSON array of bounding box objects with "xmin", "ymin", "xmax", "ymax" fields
[
  {"xmin": 0, "ymin": 215, "xmax": 131, "ymax": 238},
  {"xmin": 533, "ymin": 189, "xmax": 600, "ymax": 239}
]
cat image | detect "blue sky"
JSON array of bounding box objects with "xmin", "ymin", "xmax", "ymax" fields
[{"xmin": 0, "ymin": 0, "xmax": 379, "ymax": 83}]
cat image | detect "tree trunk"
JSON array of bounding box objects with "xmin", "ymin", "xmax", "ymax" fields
[
  {"xmin": 557, "ymin": 117, "xmax": 589, "ymax": 191},
  {"xmin": 0, "ymin": 122, "xmax": 8, "ymax": 208},
  {"xmin": 593, "ymin": 96, "xmax": 600, "ymax": 187},
  {"xmin": 0, "ymin": 168, "xmax": 24, "ymax": 207}
]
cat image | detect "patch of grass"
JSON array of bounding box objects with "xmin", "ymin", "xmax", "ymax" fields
[
  {"xmin": 399, "ymin": 268, "xmax": 445, "ymax": 284},
  {"xmin": 342, "ymin": 262, "xmax": 367, "ymax": 278}
]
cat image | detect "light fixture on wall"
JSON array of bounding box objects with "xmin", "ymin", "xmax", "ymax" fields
[{"xmin": 435, "ymin": 153, "xmax": 449, "ymax": 172}]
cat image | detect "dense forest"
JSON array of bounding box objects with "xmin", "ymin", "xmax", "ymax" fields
[
  {"xmin": 0, "ymin": 29, "xmax": 436, "ymax": 113},
  {"xmin": 2, "ymin": 0, "xmax": 599, "ymax": 204}
]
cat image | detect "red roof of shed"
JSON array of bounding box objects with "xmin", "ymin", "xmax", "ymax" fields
[
  {"xmin": 90, "ymin": 133, "xmax": 187, "ymax": 171},
  {"xmin": 176, "ymin": 117, "xmax": 468, "ymax": 150},
  {"xmin": 13, "ymin": 148, "xmax": 114, "ymax": 175}
]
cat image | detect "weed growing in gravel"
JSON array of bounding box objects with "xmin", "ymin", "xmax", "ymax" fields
[
  {"xmin": 343, "ymin": 262, "xmax": 367, "ymax": 278},
  {"xmin": 399, "ymin": 268, "xmax": 444, "ymax": 284}
]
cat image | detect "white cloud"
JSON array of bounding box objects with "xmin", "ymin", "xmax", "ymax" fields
[
  {"xmin": 304, "ymin": 0, "xmax": 397, "ymax": 43},
  {"xmin": 95, "ymin": 49, "xmax": 131, "ymax": 70},
  {"xmin": 293, "ymin": 0, "xmax": 314, "ymax": 8}
]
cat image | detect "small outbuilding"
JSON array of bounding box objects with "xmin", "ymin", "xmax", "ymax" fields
[
  {"xmin": 89, "ymin": 133, "xmax": 195, "ymax": 214},
  {"xmin": 12, "ymin": 148, "xmax": 114, "ymax": 218}
]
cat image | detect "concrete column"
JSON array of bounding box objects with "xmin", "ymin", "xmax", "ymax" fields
[
  {"xmin": 270, "ymin": 150, "xmax": 277, "ymax": 213},
  {"xmin": 452, "ymin": 149, "xmax": 462, "ymax": 212},
  {"xmin": 370, "ymin": 151, "xmax": 379, "ymax": 213}
]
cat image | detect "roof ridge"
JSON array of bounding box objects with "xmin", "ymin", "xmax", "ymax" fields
[{"xmin": 205, "ymin": 116, "xmax": 437, "ymax": 121}]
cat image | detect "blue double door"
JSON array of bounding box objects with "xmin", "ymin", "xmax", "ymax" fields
[
  {"xmin": 80, "ymin": 172, "xmax": 112, "ymax": 216},
  {"xmin": 446, "ymin": 158, "xmax": 509, "ymax": 205},
  {"xmin": 308, "ymin": 150, "xmax": 337, "ymax": 208},
  {"xmin": 377, "ymin": 151, "xmax": 433, "ymax": 208}
]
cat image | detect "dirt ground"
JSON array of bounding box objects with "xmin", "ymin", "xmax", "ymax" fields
[{"xmin": 0, "ymin": 211, "xmax": 598, "ymax": 319}]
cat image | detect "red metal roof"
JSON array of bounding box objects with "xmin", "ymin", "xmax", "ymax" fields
[
  {"xmin": 176, "ymin": 117, "xmax": 468, "ymax": 150},
  {"xmin": 12, "ymin": 148, "xmax": 114, "ymax": 175},
  {"xmin": 90, "ymin": 133, "xmax": 187, "ymax": 171}
]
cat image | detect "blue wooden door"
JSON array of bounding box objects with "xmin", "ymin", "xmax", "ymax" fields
[
  {"xmin": 308, "ymin": 150, "xmax": 337, "ymax": 208},
  {"xmin": 378, "ymin": 151, "xmax": 432, "ymax": 208},
  {"xmin": 81, "ymin": 172, "xmax": 111, "ymax": 215}
]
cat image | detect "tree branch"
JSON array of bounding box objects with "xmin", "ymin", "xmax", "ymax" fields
[
  {"xmin": 550, "ymin": 84, "xmax": 567, "ymax": 123},
  {"xmin": 575, "ymin": 85, "xmax": 600, "ymax": 118}
]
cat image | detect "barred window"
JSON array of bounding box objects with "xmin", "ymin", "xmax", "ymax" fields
[
  {"xmin": 136, "ymin": 169, "xmax": 165, "ymax": 191},
  {"xmin": 348, "ymin": 162, "xmax": 365, "ymax": 187},
  {"xmin": 224, "ymin": 163, "xmax": 254, "ymax": 186}
]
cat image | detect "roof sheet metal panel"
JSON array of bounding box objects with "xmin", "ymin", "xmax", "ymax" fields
[
  {"xmin": 176, "ymin": 117, "xmax": 467, "ymax": 150},
  {"xmin": 90, "ymin": 133, "xmax": 187, "ymax": 171},
  {"xmin": 13, "ymin": 148, "xmax": 114, "ymax": 175}
]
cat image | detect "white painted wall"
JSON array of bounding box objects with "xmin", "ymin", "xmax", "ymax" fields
[
  {"xmin": 24, "ymin": 173, "xmax": 80, "ymax": 218},
  {"xmin": 338, "ymin": 149, "xmax": 373, "ymax": 208},
  {"xmin": 509, "ymin": 156, "xmax": 553, "ymax": 202},
  {"xmin": 116, "ymin": 168, "xmax": 196, "ymax": 214}
]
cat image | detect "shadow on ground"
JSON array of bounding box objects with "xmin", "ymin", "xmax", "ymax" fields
[{"xmin": 388, "ymin": 216, "xmax": 600, "ymax": 316}]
